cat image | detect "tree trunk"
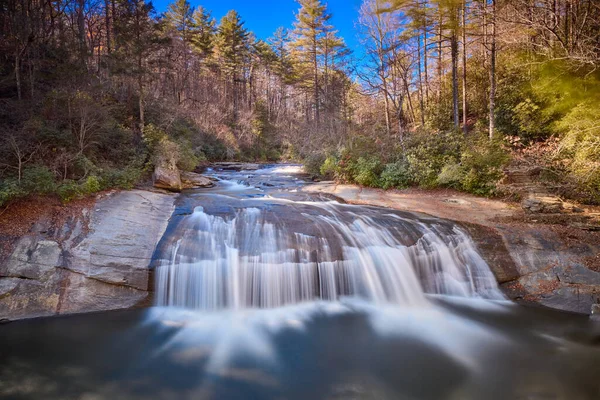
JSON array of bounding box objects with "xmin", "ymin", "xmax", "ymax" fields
[
  {"xmin": 437, "ymin": 13, "xmax": 443, "ymax": 99},
  {"xmin": 423, "ymin": 24, "xmax": 430, "ymax": 103},
  {"xmin": 15, "ymin": 49, "xmax": 22, "ymax": 101},
  {"xmin": 462, "ymin": 0, "xmax": 468, "ymax": 134},
  {"xmin": 138, "ymin": 56, "xmax": 145, "ymax": 133},
  {"xmin": 451, "ymin": 32, "xmax": 459, "ymax": 128},
  {"xmin": 104, "ymin": 0, "xmax": 111, "ymax": 54},
  {"xmin": 313, "ymin": 39, "xmax": 320, "ymax": 125},
  {"xmin": 488, "ymin": 0, "xmax": 496, "ymax": 139},
  {"xmin": 417, "ymin": 34, "xmax": 425, "ymax": 125},
  {"xmin": 78, "ymin": 0, "xmax": 87, "ymax": 69}
]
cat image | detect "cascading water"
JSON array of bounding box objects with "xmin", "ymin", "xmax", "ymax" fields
[{"xmin": 153, "ymin": 165, "xmax": 503, "ymax": 310}]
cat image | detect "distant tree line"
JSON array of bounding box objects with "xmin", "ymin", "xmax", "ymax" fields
[{"xmin": 1, "ymin": 0, "xmax": 599, "ymax": 206}]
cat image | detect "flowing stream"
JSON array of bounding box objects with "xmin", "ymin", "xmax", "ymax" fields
[
  {"xmin": 1, "ymin": 164, "xmax": 599, "ymax": 400},
  {"xmin": 153, "ymin": 165, "xmax": 502, "ymax": 309}
]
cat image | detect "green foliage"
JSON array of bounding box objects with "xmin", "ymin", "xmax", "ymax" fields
[
  {"xmin": 556, "ymin": 101, "xmax": 600, "ymax": 200},
  {"xmin": 304, "ymin": 153, "xmax": 326, "ymax": 176},
  {"xmin": 380, "ymin": 161, "xmax": 412, "ymax": 190},
  {"xmin": 56, "ymin": 180, "xmax": 81, "ymax": 203},
  {"xmin": 320, "ymin": 155, "xmax": 338, "ymax": 179},
  {"xmin": 81, "ymin": 175, "xmax": 102, "ymax": 194},
  {"xmin": 176, "ymin": 139, "xmax": 200, "ymax": 171},
  {"xmin": 20, "ymin": 165, "xmax": 56, "ymax": 195},
  {"xmin": 404, "ymin": 130, "xmax": 463, "ymax": 188},
  {"xmin": 0, "ymin": 180, "xmax": 26, "ymax": 208},
  {"xmin": 352, "ymin": 156, "xmax": 383, "ymax": 187},
  {"xmin": 458, "ymin": 137, "xmax": 510, "ymax": 195}
]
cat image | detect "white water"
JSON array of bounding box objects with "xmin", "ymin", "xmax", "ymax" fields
[{"xmin": 155, "ymin": 188, "xmax": 503, "ymax": 310}]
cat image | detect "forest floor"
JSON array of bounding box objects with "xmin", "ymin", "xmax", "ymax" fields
[{"xmin": 0, "ymin": 193, "xmax": 108, "ymax": 265}]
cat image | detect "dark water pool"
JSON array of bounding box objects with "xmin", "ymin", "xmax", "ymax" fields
[{"xmin": 1, "ymin": 299, "xmax": 599, "ymax": 400}]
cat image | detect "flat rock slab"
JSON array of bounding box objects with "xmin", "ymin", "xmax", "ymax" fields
[{"xmin": 69, "ymin": 190, "xmax": 176, "ymax": 290}]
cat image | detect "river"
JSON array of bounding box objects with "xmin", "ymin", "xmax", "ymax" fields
[{"xmin": 0, "ymin": 165, "xmax": 599, "ymax": 399}]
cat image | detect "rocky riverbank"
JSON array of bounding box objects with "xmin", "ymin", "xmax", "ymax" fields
[
  {"xmin": 0, "ymin": 190, "xmax": 175, "ymax": 320},
  {"xmin": 303, "ymin": 182, "xmax": 600, "ymax": 314}
]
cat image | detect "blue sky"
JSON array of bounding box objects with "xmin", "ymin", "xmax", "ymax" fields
[{"xmin": 152, "ymin": 0, "xmax": 364, "ymax": 57}]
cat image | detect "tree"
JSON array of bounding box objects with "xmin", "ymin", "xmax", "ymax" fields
[
  {"xmin": 292, "ymin": 0, "xmax": 332, "ymax": 125},
  {"xmin": 191, "ymin": 6, "xmax": 216, "ymax": 60}
]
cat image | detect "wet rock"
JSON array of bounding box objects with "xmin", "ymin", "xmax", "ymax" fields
[
  {"xmin": 181, "ymin": 171, "xmax": 214, "ymax": 189},
  {"xmin": 592, "ymin": 304, "xmax": 600, "ymax": 318},
  {"xmin": 522, "ymin": 196, "xmax": 564, "ymax": 214},
  {"xmin": 153, "ymin": 165, "xmax": 182, "ymax": 192}
]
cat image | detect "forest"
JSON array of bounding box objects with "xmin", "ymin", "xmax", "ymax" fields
[{"xmin": 1, "ymin": 0, "xmax": 599, "ymax": 207}]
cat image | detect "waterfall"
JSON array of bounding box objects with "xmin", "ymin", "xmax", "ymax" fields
[{"xmin": 154, "ymin": 193, "xmax": 503, "ymax": 310}]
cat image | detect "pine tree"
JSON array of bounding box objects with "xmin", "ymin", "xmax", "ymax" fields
[
  {"xmin": 164, "ymin": 0, "xmax": 195, "ymax": 44},
  {"xmin": 292, "ymin": 0, "xmax": 332, "ymax": 124},
  {"xmin": 191, "ymin": 6, "xmax": 216, "ymax": 60},
  {"xmin": 215, "ymin": 10, "xmax": 250, "ymax": 79}
]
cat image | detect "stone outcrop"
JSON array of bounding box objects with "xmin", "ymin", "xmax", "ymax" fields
[
  {"xmin": 153, "ymin": 165, "xmax": 182, "ymax": 192},
  {"xmin": 181, "ymin": 171, "xmax": 214, "ymax": 189},
  {"xmin": 522, "ymin": 196, "xmax": 564, "ymax": 214},
  {"xmin": 213, "ymin": 162, "xmax": 260, "ymax": 171},
  {"xmin": 303, "ymin": 181, "xmax": 600, "ymax": 314},
  {"xmin": 0, "ymin": 190, "xmax": 175, "ymax": 320}
]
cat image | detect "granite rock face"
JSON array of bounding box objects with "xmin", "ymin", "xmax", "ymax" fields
[
  {"xmin": 0, "ymin": 190, "xmax": 175, "ymax": 320},
  {"xmin": 181, "ymin": 171, "xmax": 214, "ymax": 189},
  {"xmin": 153, "ymin": 165, "xmax": 182, "ymax": 192}
]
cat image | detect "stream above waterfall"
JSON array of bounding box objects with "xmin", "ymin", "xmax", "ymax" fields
[{"xmin": 1, "ymin": 164, "xmax": 599, "ymax": 400}]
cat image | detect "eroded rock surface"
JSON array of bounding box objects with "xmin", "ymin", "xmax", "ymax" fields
[
  {"xmin": 0, "ymin": 190, "xmax": 175, "ymax": 320},
  {"xmin": 153, "ymin": 165, "xmax": 182, "ymax": 192},
  {"xmin": 181, "ymin": 171, "xmax": 214, "ymax": 189},
  {"xmin": 304, "ymin": 182, "xmax": 600, "ymax": 314}
]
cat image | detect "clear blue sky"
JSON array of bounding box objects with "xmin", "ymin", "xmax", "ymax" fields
[{"xmin": 151, "ymin": 0, "xmax": 364, "ymax": 57}]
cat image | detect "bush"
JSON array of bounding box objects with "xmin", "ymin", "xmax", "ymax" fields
[
  {"xmin": 0, "ymin": 180, "xmax": 25, "ymax": 207},
  {"xmin": 56, "ymin": 180, "xmax": 81, "ymax": 203},
  {"xmin": 380, "ymin": 161, "xmax": 412, "ymax": 189},
  {"xmin": 304, "ymin": 153, "xmax": 326, "ymax": 176},
  {"xmin": 81, "ymin": 175, "xmax": 101, "ymax": 194},
  {"xmin": 320, "ymin": 155, "xmax": 338, "ymax": 179},
  {"xmin": 352, "ymin": 157, "xmax": 382, "ymax": 187},
  {"xmin": 437, "ymin": 163, "xmax": 465, "ymax": 188},
  {"xmin": 20, "ymin": 165, "xmax": 56, "ymax": 195},
  {"xmin": 405, "ymin": 130, "xmax": 463, "ymax": 187},
  {"xmin": 437, "ymin": 135, "xmax": 510, "ymax": 196},
  {"xmin": 176, "ymin": 139, "xmax": 200, "ymax": 172}
]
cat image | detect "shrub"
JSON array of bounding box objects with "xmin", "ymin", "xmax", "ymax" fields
[
  {"xmin": 437, "ymin": 163, "xmax": 465, "ymax": 188},
  {"xmin": 459, "ymin": 137, "xmax": 509, "ymax": 196},
  {"xmin": 57, "ymin": 180, "xmax": 81, "ymax": 203},
  {"xmin": 405, "ymin": 130, "xmax": 463, "ymax": 187},
  {"xmin": 353, "ymin": 157, "xmax": 382, "ymax": 187},
  {"xmin": 0, "ymin": 180, "xmax": 25, "ymax": 207},
  {"xmin": 176, "ymin": 139, "xmax": 200, "ymax": 172},
  {"xmin": 304, "ymin": 153, "xmax": 326, "ymax": 176},
  {"xmin": 81, "ymin": 175, "xmax": 101, "ymax": 194},
  {"xmin": 20, "ymin": 165, "xmax": 56, "ymax": 195},
  {"xmin": 380, "ymin": 161, "xmax": 412, "ymax": 189},
  {"xmin": 320, "ymin": 155, "xmax": 338, "ymax": 179}
]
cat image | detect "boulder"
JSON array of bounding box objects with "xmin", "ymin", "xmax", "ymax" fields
[
  {"xmin": 153, "ymin": 165, "xmax": 182, "ymax": 192},
  {"xmin": 181, "ymin": 171, "xmax": 214, "ymax": 189},
  {"xmin": 521, "ymin": 196, "xmax": 564, "ymax": 214}
]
